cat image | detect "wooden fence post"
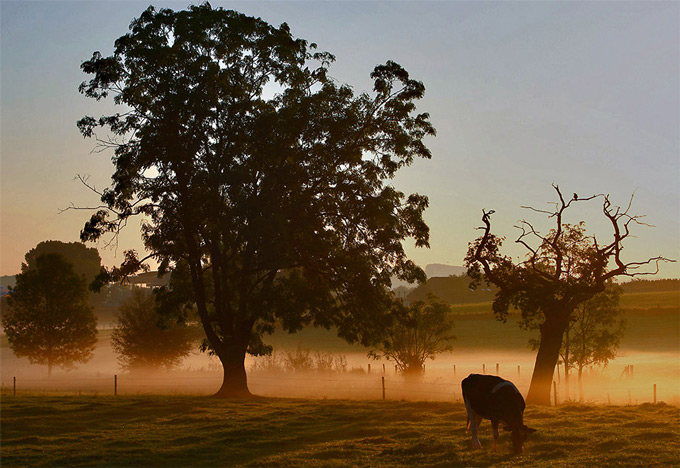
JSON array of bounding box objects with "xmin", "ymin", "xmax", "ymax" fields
[
  {"xmin": 517, "ymin": 365, "xmax": 520, "ymax": 379},
  {"xmin": 496, "ymin": 363, "xmax": 499, "ymax": 375},
  {"xmin": 654, "ymin": 384, "xmax": 657, "ymax": 404},
  {"xmin": 453, "ymin": 364, "xmax": 456, "ymax": 377},
  {"xmin": 114, "ymin": 374, "xmax": 118, "ymax": 396},
  {"xmin": 382, "ymin": 377, "xmax": 385, "ymax": 401},
  {"xmin": 368, "ymin": 364, "xmax": 371, "ymax": 373},
  {"xmin": 553, "ymin": 381, "xmax": 558, "ymax": 406},
  {"xmin": 483, "ymin": 364, "xmax": 486, "ymax": 374},
  {"xmin": 13, "ymin": 376, "xmax": 16, "ymax": 396}
]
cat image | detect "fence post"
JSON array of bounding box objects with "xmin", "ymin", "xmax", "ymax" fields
[
  {"xmin": 382, "ymin": 376, "xmax": 385, "ymax": 401},
  {"xmin": 13, "ymin": 376, "xmax": 16, "ymax": 396},
  {"xmin": 517, "ymin": 365, "xmax": 520, "ymax": 379},
  {"xmin": 496, "ymin": 363, "xmax": 499, "ymax": 375},
  {"xmin": 368, "ymin": 364, "xmax": 371, "ymax": 374},
  {"xmin": 483, "ymin": 364, "xmax": 486, "ymax": 374},
  {"xmin": 454, "ymin": 364, "xmax": 456, "ymax": 377},
  {"xmin": 114, "ymin": 374, "xmax": 118, "ymax": 396},
  {"xmin": 553, "ymin": 381, "xmax": 558, "ymax": 406},
  {"xmin": 654, "ymin": 384, "xmax": 657, "ymax": 404}
]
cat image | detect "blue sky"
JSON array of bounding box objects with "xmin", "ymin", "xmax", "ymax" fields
[{"xmin": 1, "ymin": 1, "xmax": 678, "ymax": 277}]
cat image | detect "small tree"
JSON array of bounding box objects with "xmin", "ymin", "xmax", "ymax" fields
[
  {"xmin": 529, "ymin": 283, "xmax": 625, "ymax": 401},
  {"xmin": 111, "ymin": 288, "xmax": 196, "ymax": 372},
  {"xmin": 23, "ymin": 241, "xmax": 102, "ymax": 284},
  {"xmin": 369, "ymin": 297, "xmax": 455, "ymax": 375},
  {"xmin": 22, "ymin": 240, "xmax": 107, "ymax": 307},
  {"xmin": 569, "ymin": 285, "xmax": 625, "ymax": 401},
  {"xmin": 3, "ymin": 253, "xmax": 98, "ymax": 376}
]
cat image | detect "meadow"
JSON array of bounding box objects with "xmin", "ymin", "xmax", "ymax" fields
[
  {"xmin": 1, "ymin": 288, "xmax": 678, "ymax": 467},
  {"xmin": 1, "ymin": 395, "xmax": 678, "ymax": 467}
]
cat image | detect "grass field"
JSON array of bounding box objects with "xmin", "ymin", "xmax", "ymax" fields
[{"xmin": 1, "ymin": 395, "xmax": 678, "ymax": 467}]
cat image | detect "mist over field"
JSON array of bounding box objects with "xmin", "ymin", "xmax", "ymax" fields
[{"xmin": 3, "ymin": 297, "xmax": 677, "ymax": 406}]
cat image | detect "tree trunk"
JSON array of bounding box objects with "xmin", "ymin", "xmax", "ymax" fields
[
  {"xmin": 564, "ymin": 327, "xmax": 570, "ymax": 401},
  {"xmin": 526, "ymin": 312, "xmax": 570, "ymax": 405},
  {"xmin": 578, "ymin": 366, "xmax": 584, "ymax": 403},
  {"xmin": 213, "ymin": 343, "xmax": 253, "ymax": 398}
]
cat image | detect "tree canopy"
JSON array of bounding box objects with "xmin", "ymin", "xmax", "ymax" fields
[
  {"xmin": 111, "ymin": 288, "xmax": 197, "ymax": 372},
  {"xmin": 78, "ymin": 4, "xmax": 434, "ymax": 396},
  {"xmin": 23, "ymin": 240, "xmax": 102, "ymax": 286},
  {"xmin": 369, "ymin": 297, "xmax": 455, "ymax": 375},
  {"xmin": 3, "ymin": 253, "xmax": 98, "ymax": 376}
]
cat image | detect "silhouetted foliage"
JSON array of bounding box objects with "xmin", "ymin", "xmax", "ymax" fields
[
  {"xmin": 22, "ymin": 240, "xmax": 108, "ymax": 309},
  {"xmin": 111, "ymin": 288, "xmax": 197, "ymax": 372},
  {"xmin": 465, "ymin": 184, "xmax": 673, "ymax": 405},
  {"xmin": 369, "ymin": 296, "xmax": 455, "ymax": 375},
  {"xmin": 23, "ymin": 240, "xmax": 102, "ymax": 286},
  {"xmin": 78, "ymin": 5, "xmax": 433, "ymax": 396},
  {"xmin": 3, "ymin": 254, "xmax": 97, "ymax": 376}
]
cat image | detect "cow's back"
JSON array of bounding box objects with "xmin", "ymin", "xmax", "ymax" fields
[{"xmin": 462, "ymin": 374, "xmax": 524, "ymax": 422}]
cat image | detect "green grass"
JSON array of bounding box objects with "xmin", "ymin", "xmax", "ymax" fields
[
  {"xmin": 619, "ymin": 291, "xmax": 680, "ymax": 310},
  {"xmin": 1, "ymin": 395, "xmax": 678, "ymax": 467}
]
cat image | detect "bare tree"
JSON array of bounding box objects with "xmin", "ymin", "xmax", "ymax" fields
[{"xmin": 465, "ymin": 184, "xmax": 673, "ymax": 405}]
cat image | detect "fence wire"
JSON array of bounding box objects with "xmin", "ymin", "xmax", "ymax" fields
[{"xmin": 3, "ymin": 369, "xmax": 670, "ymax": 405}]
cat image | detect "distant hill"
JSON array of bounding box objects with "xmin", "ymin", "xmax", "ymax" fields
[
  {"xmin": 406, "ymin": 274, "xmax": 496, "ymax": 305},
  {"xmin": 391, "ymin": 264, "xmax": 466, "ymax": 289},
  {"xmin": 407, "ymin": 275, "xmax": 679, "ymax": 307},
  {"xmin": 0, "ymin": 275, "xmax": 16, "ymax": 289},
  {"xmin": 424, "ymin": 264, "xmax": 466, "ymax": 278},
  {"xmin": 620, "ymin": 278, "xmax": 679, "ymax": 293}
]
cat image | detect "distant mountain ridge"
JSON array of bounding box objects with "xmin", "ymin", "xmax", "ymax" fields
[
  {"xmin": 424, "ymin": 264, "xmax": 466, "ymax": 278},
  {"xmin": 0, "ymin": 275, "xmax": 16, "ymax": 288}
]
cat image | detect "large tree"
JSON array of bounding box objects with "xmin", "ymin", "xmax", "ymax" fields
[
  {"xmin": 465, "ymin": 185, "xmax": 672, "ymax": 405},
  {"xmin": 3, "ymin": 253, "xmax": 98, "ymax": 377},
  {"xmin": 77, "ymin": 5, "xmax": 433, "ymax": 397}
]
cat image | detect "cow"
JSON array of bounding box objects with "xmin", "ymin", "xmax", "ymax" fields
[{"xmin": 461, "ymin": 373, "xmax": 536, "ymax": 454}]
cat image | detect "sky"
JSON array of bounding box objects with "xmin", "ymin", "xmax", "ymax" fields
[{"xmin": 1, "ymin": 1, "xmax": 678, "ymax": 278}]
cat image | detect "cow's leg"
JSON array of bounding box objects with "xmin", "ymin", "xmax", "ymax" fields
[
  {"xmin": 464, "ymin": 400, "xmax": 482, "ymax": 449},
  {"xmin": 491, "ymin": 420, "xmax": 500, "ymax": 451}
]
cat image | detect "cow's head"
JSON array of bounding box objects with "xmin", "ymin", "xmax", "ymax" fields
[{"xmin": 505, "ymin": 424, "xmax": 537, "ymax": 454}]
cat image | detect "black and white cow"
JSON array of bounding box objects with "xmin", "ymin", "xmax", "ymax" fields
[{"xmin": 461, "ymin": 373, "xmax": 536, "ymax": 454}]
